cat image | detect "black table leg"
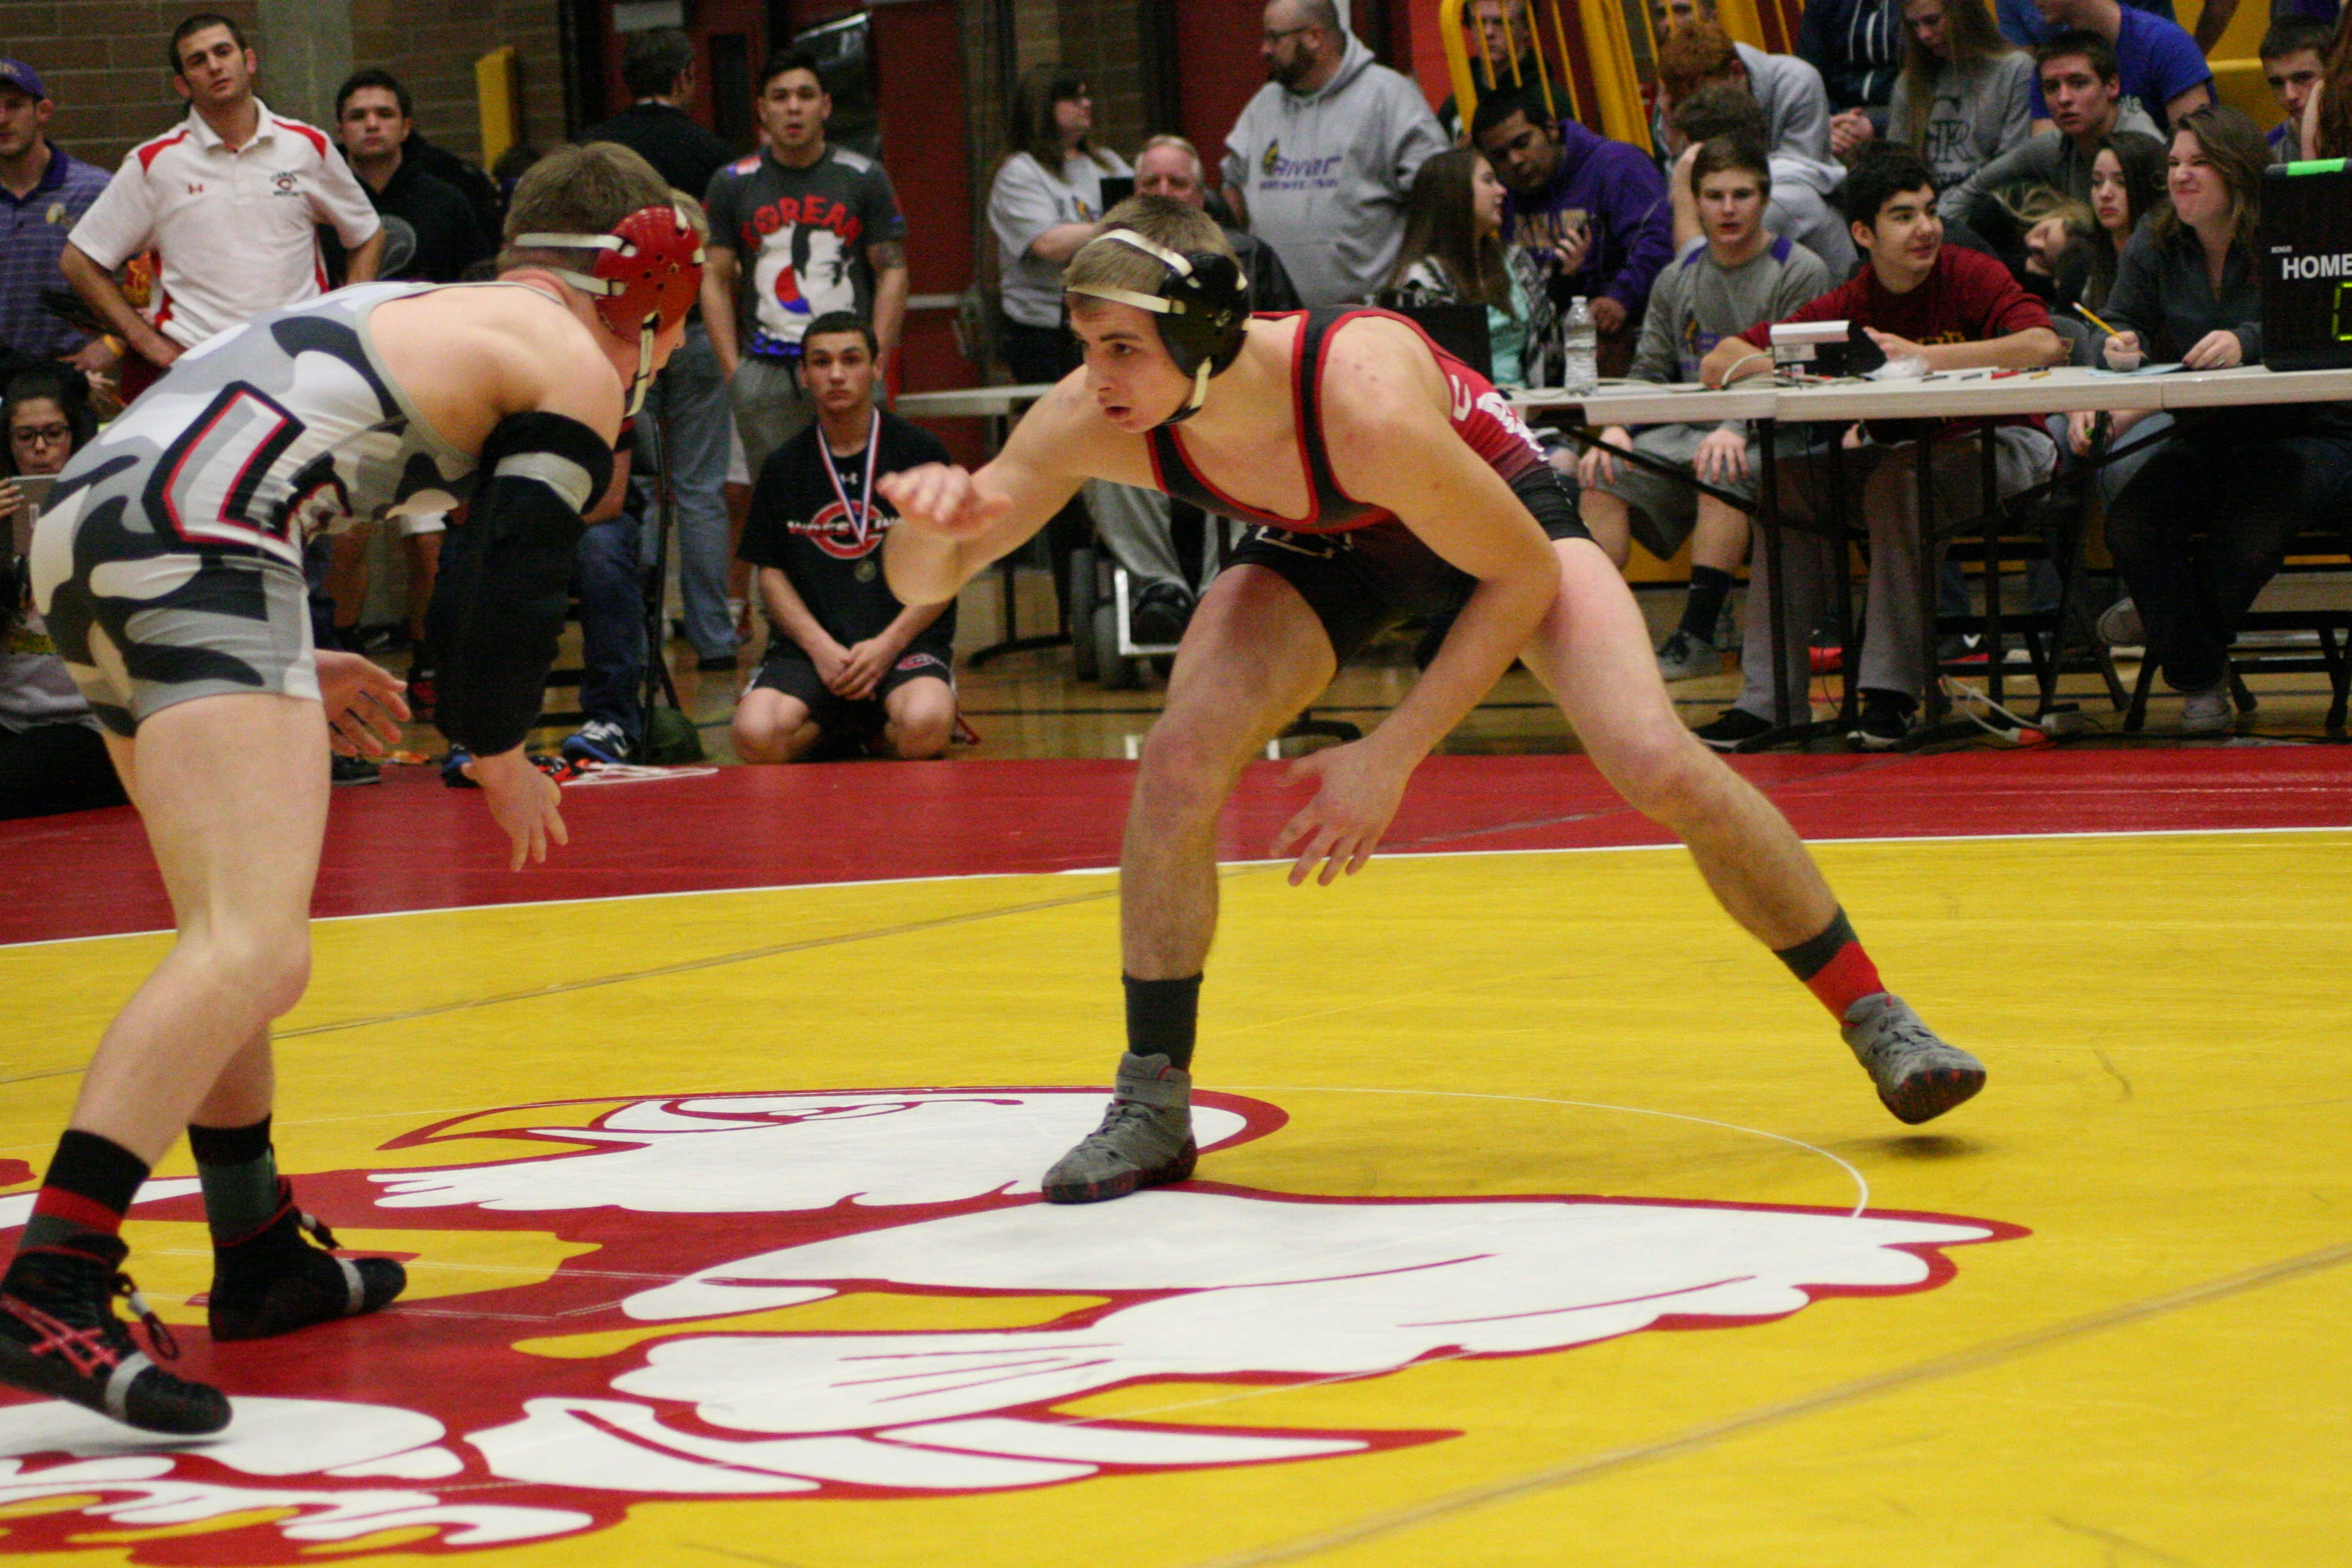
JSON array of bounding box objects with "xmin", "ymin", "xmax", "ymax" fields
[
  {"xmin": 1758, "ymin": 418, "xmax": 1792, "ymax": 730},
  {"xmin": 958, "ymin": 406, "xmax": 1073, "ymax": 668},
  {"xmin": 1918, "ymin": 431, "xmax": 1945, "ymax": 728},
  {"xmin": 1981, "ymin": 418, "xmax": 2005, "ymax": 709},
  {"xmin": 1742, "ymin": 426, "xmax": 1855, "ymax": 752}
]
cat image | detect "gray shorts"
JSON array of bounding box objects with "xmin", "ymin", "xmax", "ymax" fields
[
  {"xmin": 30, "ymin": 485, "xmax": 319, "ymax": 738},
  {"xmin": 1587, "ymin": 423, "xmax": 1765, "ymax": 560},
  {"xmin": 729, "ymin": 353, "xmax": 818, "ymax": 483}
]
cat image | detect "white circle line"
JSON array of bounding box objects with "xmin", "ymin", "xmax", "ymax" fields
[{"xmin": 1219, "ymin": 1083, "xmax": 1871, "ymax": 1218}]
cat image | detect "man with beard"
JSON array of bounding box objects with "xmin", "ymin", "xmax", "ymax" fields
[
  {"xmin": 1219, "ymin": 0, "xmax": 1447, "ymax": 308},
  {"xmin": 1472, "ymin": 86, "xmax": 1673, "ymax": 381}
]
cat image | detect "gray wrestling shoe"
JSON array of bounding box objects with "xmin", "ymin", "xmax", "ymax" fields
[
  {"xmin": 1042, "ymin": 1052, "xmax": 1197, "ymax": 1204},
  {"xmin": 1841, "ymin": 992, "xmax": 1986, "ymax": 1125},
  {"xmin": 1655, "ymin": 629, "xmax": 1725, "ymax": 682}
]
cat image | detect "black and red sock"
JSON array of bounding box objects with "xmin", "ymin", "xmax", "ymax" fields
[
  {"xmin": 1775, "ymin": 908, "xmax": 1886, "ymax": 1022},
  {"xmin": 13, "ymin": 1130, "xmax": 150, "ymax": 1263}
]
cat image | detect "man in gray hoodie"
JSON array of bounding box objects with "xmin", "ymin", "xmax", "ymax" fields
[
  {"xmin": 1938, "ymin": 30, "xmax": 2159, "ymax": 226},
  {"xmin": 1220, "ymin": 0, "xmax": 1449, "ymax": 307}
]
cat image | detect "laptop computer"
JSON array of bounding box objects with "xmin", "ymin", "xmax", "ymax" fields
[
  {"xmin": 1389, "ymin": 301, "xmax": 1494, "ymax": 381},
  {"xmin": 2259, "ymin": 160, "xmax": 2352, "ymax": 372}
]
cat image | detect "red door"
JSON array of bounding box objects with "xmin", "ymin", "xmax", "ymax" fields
[
  {"xmin": 1175, "ymin": 0, "xmax": 1277, "ymax": 194},
  {"xmin": 591, "ymin": 0, "xmax": 770, "ymax": 150}
]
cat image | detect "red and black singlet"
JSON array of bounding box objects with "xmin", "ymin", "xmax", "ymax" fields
[{"xmin": 1143, "ymin": 308, "xmax": 1555, "ymax": 536}]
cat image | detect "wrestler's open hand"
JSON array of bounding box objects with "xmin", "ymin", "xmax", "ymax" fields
[
  {"xmin": 1272, "ymin": 738, "xmax": 1410, "ymax": 887},
  {"xmin": 465, "ymin": 745, "xmax": 569, "ymax": 871},
  {"xmin": 877, "ymin": 462, "xmax": 1012, "ymax": 538},
  {"xmin": 315, "ymin": 649, "xmax": 410, "ymax": 757}
]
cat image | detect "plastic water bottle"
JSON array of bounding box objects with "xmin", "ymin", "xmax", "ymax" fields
[{"xmin": 1562, "ymin": 295, "xmax": 1598, "ymax": 394}]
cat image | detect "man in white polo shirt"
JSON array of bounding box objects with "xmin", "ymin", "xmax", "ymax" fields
[{"xmin": 58, "ymin": 13, "xmax": 382, "ymax": 391}]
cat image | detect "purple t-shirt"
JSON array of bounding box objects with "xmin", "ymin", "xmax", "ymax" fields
[
  {"xmin": 0, "ymin": 146, "xmax": 109, "ymax": 360},
  {"xmin": 2028, "ymin": 7, "xmax": 2212, "ymax": 131}
]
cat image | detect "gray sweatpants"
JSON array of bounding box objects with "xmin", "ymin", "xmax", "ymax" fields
[
  {"xmin": 1735, "ymin": 426, "xmax": 2055, "ymax": 717},
  {"xmin": 634, "ymin": 324, "xmax": 736, "ymax": 658},
  {"xmin": 730, "ymin": 353, "xmax": 819, "ymax": 485},
  {"xmin": 1081, "ymin": 480, "xmax": 1220, "ymax": 594}
]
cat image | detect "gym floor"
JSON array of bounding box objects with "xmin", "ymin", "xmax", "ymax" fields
[{"xmin": 3, "ymin": 575, "xmax": 2349, "ymax": 1567}]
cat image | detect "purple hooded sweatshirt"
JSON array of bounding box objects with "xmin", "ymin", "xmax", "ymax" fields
[{"xmin": 1502, "ymin": 117, "xmax": 1673, "ymax": 317}]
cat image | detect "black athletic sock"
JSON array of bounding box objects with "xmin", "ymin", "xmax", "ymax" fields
[
  {"xmin": 1679, "ymin": 566, "xmax": 1736, "ymax": 640},
  {"xmin": 14, "ymin": 1130, "xmax": 150, "ymax": 1262},
  {"xmin": 1124, "ymin": 975, "xmax": 1202, "ymax": 1071},
  {"xmin": 189, "ymin": 1116, "xmax": 283, "ymax": 1246}
]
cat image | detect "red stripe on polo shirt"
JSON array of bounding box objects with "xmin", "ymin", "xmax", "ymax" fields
[
  {"xmin": 135, "ymin": 128, "xmax": 191, "ymax": 173},
  {"xmin": 278, "ymin": 117, "xmax": 329, "ymax": 157}
]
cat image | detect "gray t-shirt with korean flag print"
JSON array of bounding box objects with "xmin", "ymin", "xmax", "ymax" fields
[{"xmin": 703, "ymin": 145, "xmax": 907, "ymax": 358}]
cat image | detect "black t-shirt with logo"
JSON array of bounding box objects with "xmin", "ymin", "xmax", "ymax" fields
[{"xmin": 738, "ymin": 409, "xmax": 956, "ymax": 650}]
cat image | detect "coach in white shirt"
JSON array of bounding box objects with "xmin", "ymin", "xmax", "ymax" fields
[{"xmin": 59, "ymin": 13, "xmax": 383, "ymax": 377}]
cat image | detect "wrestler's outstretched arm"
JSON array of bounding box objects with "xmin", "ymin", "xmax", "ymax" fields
[
  {"xmin": 1274, "ymin": 319, "xmax": 1562, "ymax": 884},
  {"xmin": 879, "ymin": 383, "xmax": 1093, "ymax": 607}
]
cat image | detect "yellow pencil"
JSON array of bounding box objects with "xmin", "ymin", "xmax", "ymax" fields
[{"xmin": 2073, "ymin": 301, "xmax": 2124, "ymax": 340}]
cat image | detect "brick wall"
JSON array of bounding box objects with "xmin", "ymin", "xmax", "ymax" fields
[
  {"xmin": 1055, "ymin": 0, "xmax": 1145, "ymax": 158},
  {"xmin": 347, "ymin": 1, "xmax": 562, "ymax": 165},
  {"xmin": 3, "ymin": 0, "xmax": 262, "ymax": 170},
  {"xmin": 1, "ymin": 0, "xmax": 560, "ymax": 173}
]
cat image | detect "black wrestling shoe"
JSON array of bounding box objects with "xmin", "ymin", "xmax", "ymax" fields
[
  {"xmin": 0, "ymin": 1236, "xmax": 230, "ymax": 1434},
  {"xmin": 1128, "ymin": 582, "xmax": 1195, "ymax": 647},
  {"xmin": 1693, "ymin": 708, "xmax": 1773, "ymax": 752},
  {"xmin": 207, "ymin": 1181, "xmax": 406, "ymax": 1342},
  {"xmin": 1849, "ymin": 689, "xmax": 1916, "ymax": 752}
]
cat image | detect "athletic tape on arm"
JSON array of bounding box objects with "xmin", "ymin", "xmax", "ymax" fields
[{"xmin": 426, "ymin": 411, "xmax": 615, "ymax": 756}]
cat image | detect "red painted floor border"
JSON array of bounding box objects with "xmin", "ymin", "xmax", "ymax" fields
[{"xmin": 4, "ymin": 748, "xmax": 2349, "ymax": 946}]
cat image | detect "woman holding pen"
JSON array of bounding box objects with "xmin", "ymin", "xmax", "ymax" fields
[{"xmin": 2070, "ymin": 106, "xmax": 2352, "ymax": 733}]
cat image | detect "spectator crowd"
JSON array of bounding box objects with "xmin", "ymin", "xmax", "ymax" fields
[{"xmin": 3, "ymin": 0, "xmax": 2348, "ymax": 808}]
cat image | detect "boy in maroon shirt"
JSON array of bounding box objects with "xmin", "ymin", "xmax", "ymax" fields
[{"xmin": 1695, "ymin": 148, "xmax": 2063, "ymax": 749}]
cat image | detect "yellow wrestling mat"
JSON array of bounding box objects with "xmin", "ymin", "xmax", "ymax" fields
[{"xmin": 2, "ymin": 830, "xmax": 2347, "ymax": 1566}]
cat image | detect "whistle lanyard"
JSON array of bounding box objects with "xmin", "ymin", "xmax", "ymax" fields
[{"xmin": 822, "ymin": 411, "xmax": 883, "ymax": 547}]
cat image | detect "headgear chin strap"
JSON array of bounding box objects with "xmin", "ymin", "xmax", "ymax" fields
[
  {"xmin": 1066, "ymin": 229, "xmax": 1248, "ymax": 426},
  {"xmin": 516, "ymin": 203, "xmax": 706, "ymax": 417}
]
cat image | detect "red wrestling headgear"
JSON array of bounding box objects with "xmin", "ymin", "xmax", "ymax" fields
[{"xmin": 515, "ymin": 202, "xmax": 706, "ymax": 415}]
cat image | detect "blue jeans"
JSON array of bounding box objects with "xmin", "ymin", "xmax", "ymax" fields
[
  {"xmin": 575, "ymin": 512, "xmax": 651, "ymax": 736},
  {"xmin": 634, "ymin": 324, "xmax": 736, "ymax": 658}
]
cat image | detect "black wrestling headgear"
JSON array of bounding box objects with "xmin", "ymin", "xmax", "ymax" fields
[{"xmin": 1065, "ymin": 228, "xmax": 1248, "ymax": 424}]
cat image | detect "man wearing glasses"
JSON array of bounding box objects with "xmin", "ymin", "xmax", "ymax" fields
[{"xmin": 1220, "ymin": 0, "xmax": 1448, "ymax": 307}]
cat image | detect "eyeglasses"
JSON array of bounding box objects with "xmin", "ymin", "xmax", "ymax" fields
[
  {"xmin": 1261, "ymin": 25, "xmax": 1315, "ymax": 43},
  {"xmin": 10, "ymin": 424, "xmax": 70, "ymax": 447}
]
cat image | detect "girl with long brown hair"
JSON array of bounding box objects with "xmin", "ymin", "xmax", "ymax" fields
[
  {"xmin": 1883, "ymin": 0, "xmax": 2033, "ymax": 189},
  {"xmin": 2082, "ymin": 106, "xmax": 2352, "ymax": 734},
  {"xmin": 1379, "ymin": 148, "xmax": 1528, "ymax": 384},
  {"xmin": 987, "ymin": 65, "xmax": 1132, "ymax": 384}
]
